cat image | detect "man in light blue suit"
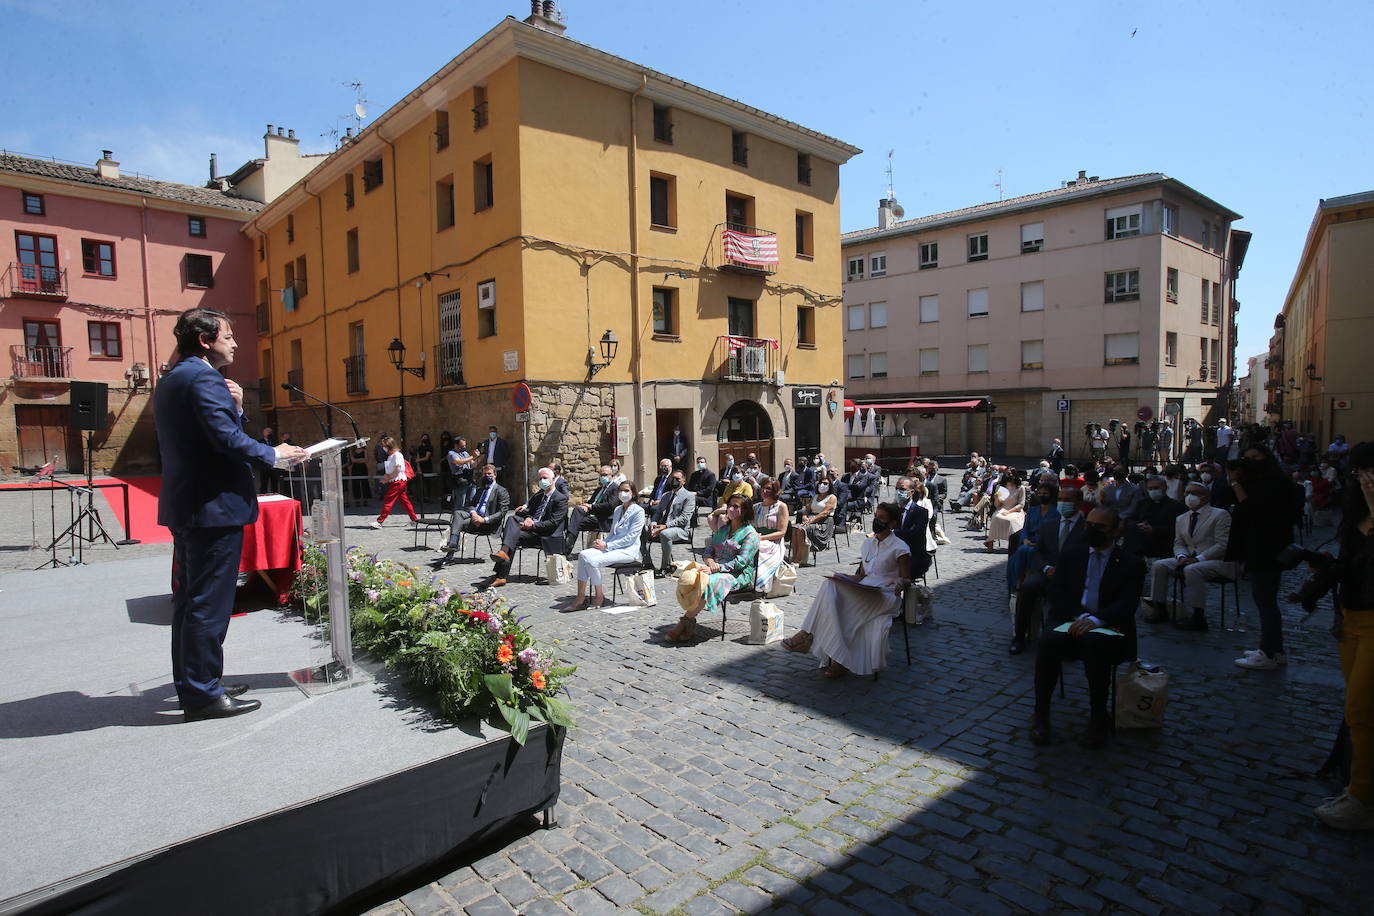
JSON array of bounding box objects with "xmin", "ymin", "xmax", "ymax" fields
[{"xmin": 156, "ymin": 308, "xmax": 306, "ymax": 722}]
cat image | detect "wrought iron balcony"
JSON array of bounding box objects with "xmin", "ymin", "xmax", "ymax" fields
[
  {"xmin": 5, "ymin": 262, "xmax": 67, "ymax": 299},
  {"xmin": 718, "ymin": 224, "xmax": 778, "ymax": 275},
  {"xmin": 11, "ymin": 344, "xmax": 73, "ymax": 379},
  {"xmin": 715, "ymin": 335, "xmax": 777, "ymax": 383},
  {"xmin": 343, "ymin": 354, "xmax": 367, "ymax": 394}
]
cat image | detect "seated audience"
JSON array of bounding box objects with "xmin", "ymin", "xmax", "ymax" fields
[
  {"xmin": 791, "ymin": 476, "xmax": 837, "ymax": 564},
  {"xmin": 665, "ymin": 494, "xmax": 759, "ymax": 641},
  {"xmin": 753, "ymin": 480, "xmax": 791, "ymax": 592},
  {"xmin": 1030, "ymin": 508, "xmax": 1145, "ymax": 748},
  {"xmin": 1143, "ymin": 482, "xmax": 1235, "ymax": 630},
  {"xmin": 487, "ymin": 467, "xmax": 568, "ymax": 587},
  {"xmin": 781, "ymin": 502, "xmax": 912, "ymax": 678},
  {"xmin": 987, "ymin": 471, "xmax": 1028, "ymax": 551},
  {"xmin": 1007, "ymin": 481, "xmax": 1059, "ymax": 596},
  {"xmin": 443, "ymin": 464, "xmax": 509, "ymax": 559},
  {"xmin": 1011, "ymin": 486, "xmax": 1088, "ymax": 654},
  {"xmin": 570, "ymin": 479, "xmax": 644, "ymax": 610},
  {"xmin": 892, "ymin": 477, "xmax": 934, "ymax": 580},
  {"xmin": 688, "ymin": 457, "xmax": 718, "ymax": 509},
  {"xmin": 1122, "ymin": 476, "xmax": 1185, "ymax": 560},
  {"xmin": 645, "ymin": 458, "xmax": 674, "ymax": 509},
  {"xmin": 708, "ymin": 467, "xmax": 754, "ymax": 531},
  {"xmin": 564, "ymin": 465, "xmax": 619, "ymax": 556},
  {"xmin": 642, "ymin": 469, "xmax": 694, "ymax": 576}
]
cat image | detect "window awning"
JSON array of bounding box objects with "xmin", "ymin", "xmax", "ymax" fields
[{"xmin": 853, "ymin": 398, "xmax": 989, "ymax": 414}]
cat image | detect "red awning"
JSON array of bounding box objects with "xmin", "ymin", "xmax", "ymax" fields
[
  {"xmin": 843, "ymin": 398, "xmax": 856, "ymax": 418},
  {"xmin": 854, "ymin": 399, "xmax": 987, "ymax": 414}
]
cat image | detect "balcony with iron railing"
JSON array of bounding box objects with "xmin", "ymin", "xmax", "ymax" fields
[
  {"xmin": 5, "ymin": 262, "xmax": 67, "ymax": 299},
  {"xmin": 714, "ymin": 335, "xmax": 777, "ymax": 383},
  {"xmin": 256, "ymin": 303, "xmax": 270, "ymax": 335},
  {"xmin": 286, "ymin": 368, "xmax": 304, "ymax": 402},
  {"xmin": 343, "ymin": 354, "xmax": 367, "ymax": 394},
  {"xmin": 11, "ymin": 345, "xmax": 72, "ymax": 379},
  {"xmin": 718, "ymin": 223, "xmax": 778, "ymax": 275},
  {"xmin": 434, "ymin": 342, "xmax": 465, "ymax": 388}
]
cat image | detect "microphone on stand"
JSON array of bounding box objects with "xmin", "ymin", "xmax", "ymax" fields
[{"xmin": 281, "ymin": 382, "xmax": 363, "ymax": 446}]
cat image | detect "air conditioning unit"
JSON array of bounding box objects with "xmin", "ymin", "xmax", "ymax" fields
[
  {"xmin": 774, "ymin": 370, "xmax": 785, "ymax": 387},
  {"xmin": 740, "ymin": 345, "xmax": 766, "ymax": 377}
]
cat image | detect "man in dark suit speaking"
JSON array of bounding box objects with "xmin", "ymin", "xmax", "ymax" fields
[{"xmin": 156, "ymin": 309, "xmax": 307, "ymax": 722}]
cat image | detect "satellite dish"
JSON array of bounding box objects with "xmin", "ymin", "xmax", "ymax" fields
[
  {"xmin": 354, "ymin": 103, "xmax": 368, "ymax": 120},
  {"xmin": 891, "ymin": 202, "xmax": 905, "ymax": 219}
]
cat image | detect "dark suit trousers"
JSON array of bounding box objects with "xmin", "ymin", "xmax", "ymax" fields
[
  {"xmin": 1034, "ymin": 628, "xmax": 1126, "ymax": 719},
  {"xmin": 171, "ymin": 526, "xmax": 243, "ymax": 709},
  {"xmin": 496, "ymin": 517, "xmax": 542, "ymax": 577},
  {"xmin": 1014, "ymin": 571, "xmax": 1049, "ymax": 643}
]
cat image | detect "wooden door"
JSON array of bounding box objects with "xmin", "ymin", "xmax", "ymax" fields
[{"xmin": 15, "ymin": 404, "xmax": 76, "ymax": 472}]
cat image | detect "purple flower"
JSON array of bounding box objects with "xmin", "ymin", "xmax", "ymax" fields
[
  {"xmin": 436, "ymin": 587, "xmax": 452, "ymax": 604},
  {"xmin": 365, "ymin": 588, "xmax": 380, "ymax": 603},
  {"xmin": 517, "ymin": 648, "xmax": 538, "ymax": 667},
  {"xmin": 486, "ymin": 617, "xmax": 502, "ymax": 635}
]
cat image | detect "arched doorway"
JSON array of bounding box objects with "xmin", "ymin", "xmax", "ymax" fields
[{"xmin": 718, "ymin": 400, "xmax": 774, "ymax": 473}]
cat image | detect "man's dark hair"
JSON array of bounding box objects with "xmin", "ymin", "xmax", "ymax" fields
[{"xmin": 174, "ymin": 308, "xmax": 230, "ymax": 357}]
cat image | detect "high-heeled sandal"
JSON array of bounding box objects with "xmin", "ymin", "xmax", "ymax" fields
[{"xmin": 781, "ymin": 633, "xmax": 812, "ymax": 653}]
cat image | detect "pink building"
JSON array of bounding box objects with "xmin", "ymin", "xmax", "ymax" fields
[
  {"xmin": 841, "ymin": 171, "xmax": 1249, "ymax": 461},
  {"xmin": 0, "ymin": 151, "xmax": 262, "ymax": 475}
]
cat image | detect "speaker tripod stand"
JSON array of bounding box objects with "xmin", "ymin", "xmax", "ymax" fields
[{"xmin": 36, "ymin": 432, "xmax": 119, "ymax": 569}]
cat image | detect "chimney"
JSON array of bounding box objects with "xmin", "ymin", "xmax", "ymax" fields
[
  {"xmin": 96, "ymin": 150, "xmax": 120, "ymax": 180},
  {"xmin": 209, "ymin": 153, "xmax": 219, "ymax": 181},
  {"xmin": 1077, "ymin": 170, "xmax": 1087, "ymax": 182},
  {"xmin": 524, "ymin": 0, "xmax": 567, "ymax": 34},
  {"xmin": 264, "ymin": 126, "xmax": 301, "ymax": 160},
  {"xmin": 877, "ymin": 198, "xmax": 895, "ymax": 230}
]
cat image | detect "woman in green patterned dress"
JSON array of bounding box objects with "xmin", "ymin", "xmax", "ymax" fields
[{"xmin": 665, "ymin": 493, "xmax": 759, "ymax": 641}]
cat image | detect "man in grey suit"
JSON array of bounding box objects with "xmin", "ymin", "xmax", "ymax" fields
[
  {"xmin": 442, "ymin": 463, "xmax": 510, "ymax": 561},
  {"xmin": 643, "ymin": 469, "xmax": 694, "ymax": 575}
]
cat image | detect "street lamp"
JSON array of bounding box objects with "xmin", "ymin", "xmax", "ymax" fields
[
  {"xmin": 387, "ymin": 337, "xmax": 426, "ymax": 455},
  {"xmin": 1305, "ymin": 362, "xmax": 1323, "ymax": 382},
  {"xmin": 588, "ymin": 329, "xmax": 619, "ymax": 377}
]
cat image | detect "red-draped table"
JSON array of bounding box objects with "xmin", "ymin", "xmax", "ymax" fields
[{"xmin": 239, "ymin": 495, "xmax": 304, "ymax": 604}]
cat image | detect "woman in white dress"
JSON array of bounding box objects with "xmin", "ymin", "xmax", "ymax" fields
[
  {"xmin": 753, "ymin": 479, "xmax": 791, "ymax": 592},
  {"xmin": 986, "ymin": 471, "xmax": 1027, "ymax": 551},
  {"xmin": 570, "ymin": 480, "xmax": 644, "ymax": 610},
  {"xmin": 780, "ymin": 503, "xmax": 911, "ymax": 678}
]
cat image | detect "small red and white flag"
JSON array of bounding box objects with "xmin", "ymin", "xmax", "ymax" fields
[{"xmin": 722, "ymin": 228, "xmax": 778, "ymax": 266}]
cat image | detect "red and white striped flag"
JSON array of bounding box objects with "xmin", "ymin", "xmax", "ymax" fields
[{"xmin": 722, "ymin": 228, "xmax": 778, "ymax": 266}]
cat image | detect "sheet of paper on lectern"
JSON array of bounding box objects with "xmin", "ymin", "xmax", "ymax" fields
[{"xmin": 275, "ymin": 437, "xmax": 352, "ymax": 468}]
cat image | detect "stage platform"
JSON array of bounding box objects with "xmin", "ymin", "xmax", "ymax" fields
[{"xmin": 0, "ymin": 556, "xmax": 562, "ymax": 915}]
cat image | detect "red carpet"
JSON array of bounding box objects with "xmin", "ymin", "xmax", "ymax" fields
[{"xmin": 94, "ymin": 476, "xmax": 172, "ymax": 543}]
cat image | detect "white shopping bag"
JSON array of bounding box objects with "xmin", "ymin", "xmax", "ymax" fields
[
  {"xmin": 1115, "ymin": 664, "xmax": 1170, "ymax": 729},
  {"xmin": 905, "ymin": 584, "xmax": 934, "ymax": 624},
  {"xmin": 749, "ymin": 600, "xmax": 784, "ymax": 644},
  {"xmin": 631, "ymin": 570, "xmax": 657, "ymax": 606},
  {"xmin": 544, "ymin": 554, "xmax": 570, "ymax": 585}
]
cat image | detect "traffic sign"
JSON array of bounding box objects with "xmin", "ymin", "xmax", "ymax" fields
[
  {"xmin": 512, "ymin": 382, "xmax": 532, "ymax": 413},
  {"xmin": 1137, "ymin": 406, "xmax": 1153, "ymax": 422},
  {"xmin": 1335, "ymin": 399, "xmax": 1353, "ymax": 410},
  {"xmin": 1056, "ymin": 398, "xmax": 1071, "ymax": 412}
]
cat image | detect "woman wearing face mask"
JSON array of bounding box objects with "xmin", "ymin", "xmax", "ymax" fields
[
  {"xmin": 791, "ymin": 474, "xmax": 837, "ymax": 565},
  {"xmin": 1007, "ymin": 482, "xmax": 1059, "ymax": 594},
  {"xmin": 753, "ymin": 480, "xmax": 792, "ymax": 591},
  {"xmin": 782, "ymin": 503, "xmax": 912, "ymax": 678},
  {"xmin": 666, "ymin": 494, "xmax": 759, "ymax": 641},
  {"xmin": 708, "ymin": 467, "xmax": 754, "ymax": 532},
  {"xmin": 1080, "ymin": 469, "xmax": 1102, "ymax": 509},
  {"xmin": 987, "ymin": 471, "xmax": 1028, "ymax": 552},
  {"xmin": 570, "ymin": 480, "xmax": 645, "ymax": 610},
  {"xmin": 1228, "ymin": 445, "xmax": 1301, "ymax": 669},
  {"xmin": 608, "ymin": 461, "xmax": 625, "ymax": 486}
]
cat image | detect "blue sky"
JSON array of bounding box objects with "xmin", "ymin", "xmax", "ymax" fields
[{"xmin": 4, "ymin": 0, "xmax": 1369, "ymax": 366}]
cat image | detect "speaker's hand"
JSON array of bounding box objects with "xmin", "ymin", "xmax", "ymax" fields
[{"xmin": 224, "ymin": 378, "xmax": 244, "ymax": 414}]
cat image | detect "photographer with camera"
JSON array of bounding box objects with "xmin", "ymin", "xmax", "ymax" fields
[
  {"xmin": 1287, "ymin": 443, "xmax": 1374, "ymax": 830},
  {"xmin": 1227, "ymin": 445, "xmax": 1301, "ymax": 670},
  {"xmin": 1088, "ymin": 423, "xmax": 1109, "ymax": 464}
]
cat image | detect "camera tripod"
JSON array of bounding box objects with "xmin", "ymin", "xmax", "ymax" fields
[{"xmin": 37, "ymin": 433, "xmax": 120, "ymax": 568}]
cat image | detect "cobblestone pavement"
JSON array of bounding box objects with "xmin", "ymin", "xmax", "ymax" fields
[{"xmin": 4, "ymin": 479, "xmax": 1371, "ymax": 914}]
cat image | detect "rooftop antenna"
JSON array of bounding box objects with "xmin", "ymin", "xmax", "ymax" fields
[
  {"xmin": 885, "ymin": 150, "xmax": 905, "ymax": 219},
  {"xmin": 995, "ymin": 168, "xmax": 1004, "ymax": 201},
  {"xmin": 345, "ymin": 81, "xmax": 369, "ymax": 131}
]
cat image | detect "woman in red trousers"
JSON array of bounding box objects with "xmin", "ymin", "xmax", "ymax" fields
[{"xmin": 370, "ymin": 436, "xmax": 417, "ymax": 528}]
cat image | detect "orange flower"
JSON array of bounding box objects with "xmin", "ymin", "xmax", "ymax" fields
[
  {"xmin": 531, "ymin": 670, "xmax": 547, "ymax": 690},
  {"xmin": 397, "ymin": 580, "xmax": 413, "ymax": 587},
  {"xmin": 496, "ymin": 644, "xmax": 514, "ymax": 664}
]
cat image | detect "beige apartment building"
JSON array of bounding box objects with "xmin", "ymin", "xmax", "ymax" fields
[
  {"xmin": 1267, "ymin": 190, "xmax": 1374, "ymax": 442},
  {"xmin": 842, "ymin": 171, "xmax": 1248, "ymax": 461}
]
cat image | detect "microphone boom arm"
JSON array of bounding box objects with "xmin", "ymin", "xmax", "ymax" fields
[{"xmin": 281, "ymin": 382, "xmax": 363, "ymax": 445}]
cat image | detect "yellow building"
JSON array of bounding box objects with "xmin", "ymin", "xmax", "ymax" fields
[
  {"xmin": 246, "ymin": 12, "xmax": 859, "ymax": 493},
  {"xmin": 1271, "ymin": 189, "xmax": 1374, "ymax": 442}
]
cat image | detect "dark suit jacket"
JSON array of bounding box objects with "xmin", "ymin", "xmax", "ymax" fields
[
  {"xmin": 655, "ymin": 487, "xmax": 694, "ymax": 530},
  {"xmin": 155, "ymin": 357, "xmax": 277, "ymax": 530},
  {"xmin": 1124, "ymin": 497, "xmax": 1185, "ymax": 558},
  {"xmin": 553, "ymin": 475, "xmax": 570, "ymax": 497},
  {"xmin": 688, "ymin": 468, "xmax": 717, "ymax": 504},
  {"xmin": 481, "ymin": 436, "xmax": 511, "ymax": 469},
  {"xmin": 518, "ymin": 487, "xmax": 568, "ymax": 537},
  {"xmin": 1047, "ymin": 444, "xmax": 1065, "ymax": 471},
  {"xmin": 1033, "ymin": 512, "xmax": 1089, "ymax": 570},
  {"xmin": 468, "ymin": 482, "xmax": 511, "ymax": 530},
  {"xmin": 647, "ymin": 472, "xmax": 672, "ymax": 505},
  {"xmin": 893, "ymin": 501, "xmax": 933, "ymax": 579},
  {"xmin": 1048, "ymin": 544, "xmax": 1146, "ymax": 657}
]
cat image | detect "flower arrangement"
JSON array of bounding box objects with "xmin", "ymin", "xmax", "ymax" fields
[{"xmin": 290, "ymin": 546, "xmax": 574, "ymax": 744}]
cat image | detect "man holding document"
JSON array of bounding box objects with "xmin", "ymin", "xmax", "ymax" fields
[
  {"xmin": 156, "ymin": 308, "xmax": 308, "ymax": 722},
  {"xmin": 1030, "ymin": 507, "xmax": 1145, "ymax": 749}
]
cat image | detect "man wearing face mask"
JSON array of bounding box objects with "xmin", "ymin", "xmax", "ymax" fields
[
  {"xmin": 1122, "ymin": 476, "xmax": 1185, "ymax": 561},
  {"xmin": 483, "ymin": 426, "xmax": 511, "ymax": 484},
  {"xmin": 441, "ymin": 464, "xmax": 510, "ymax": 563},
  {"xmin": 1011, "ymin": 487, "xmax": 1089, "ymax": 655},
  {"xmin": 643, "ymin": 470, "xmax": 695, "ymax": 575},
  {"xmin": 1030, "ymin": 508, "xmax": 1145, "ymax": 748},
  {"xmin": 488, "ymin": 467, "xmax": 568, "ymax": 586},
  {"xmin": 1205, "ymin": 462, "xmax": 1234, "ymax": 510},
  {"xmin": 1142, "ymin": 483, "xmax": 1236, "ymax": 629},
  {"xmin": 564, "ymin": 465, "xmax": 619, "ymax": 557},
  {"xmin": 688, "ymin": 456, "xmax": 717, "ymax": 509},
  {"xmin": 669, "ymin": 426, "xmax": 689, "ymax": 470},
  {"xmin": 892, "ymin": 477, "xmax": 934, "ymax": 580},
  {"xmin": 719, "ymin": 453, "xmax": 737, "ymax": 480},
  {"xmin": 647, "ymin": 458, "xmax": 674, "ymax": 509}
]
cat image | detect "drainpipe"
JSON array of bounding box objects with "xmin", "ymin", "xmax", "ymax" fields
[
  {"xmin": 138, "ymin": 200, "xmax": 158, "ymax": 386},
  {"xmin": 627, "ymin": 73, "xmax": 647, "ymax": 481},
  {"xmin": 303, "ymin": 183, "xmax": 332, "ymax": 434},
  {"xmin": 379, "ymin": 128, "xmax": 406, "ymax": 451}
]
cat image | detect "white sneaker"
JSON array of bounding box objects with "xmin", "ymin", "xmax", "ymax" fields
[
  {"xmin": 369, "ymin": 521, "xmax": 383, "ymax": 529},
  {"xmin": 1315, "ymin": 792, "xmax": 1374, "ymax": 831},
  {"xmin": 1316, "ymin": 791, "xmax": 1350, "ymax": 815},
  {"xmin": 1234, "ymin": 649, "xmax": 1284, "ymax": 670}
]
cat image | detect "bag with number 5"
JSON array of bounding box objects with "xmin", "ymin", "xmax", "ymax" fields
[{"xmin": 1115, "ymin": 663, "xmax": 1170, "ymax": 729}]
